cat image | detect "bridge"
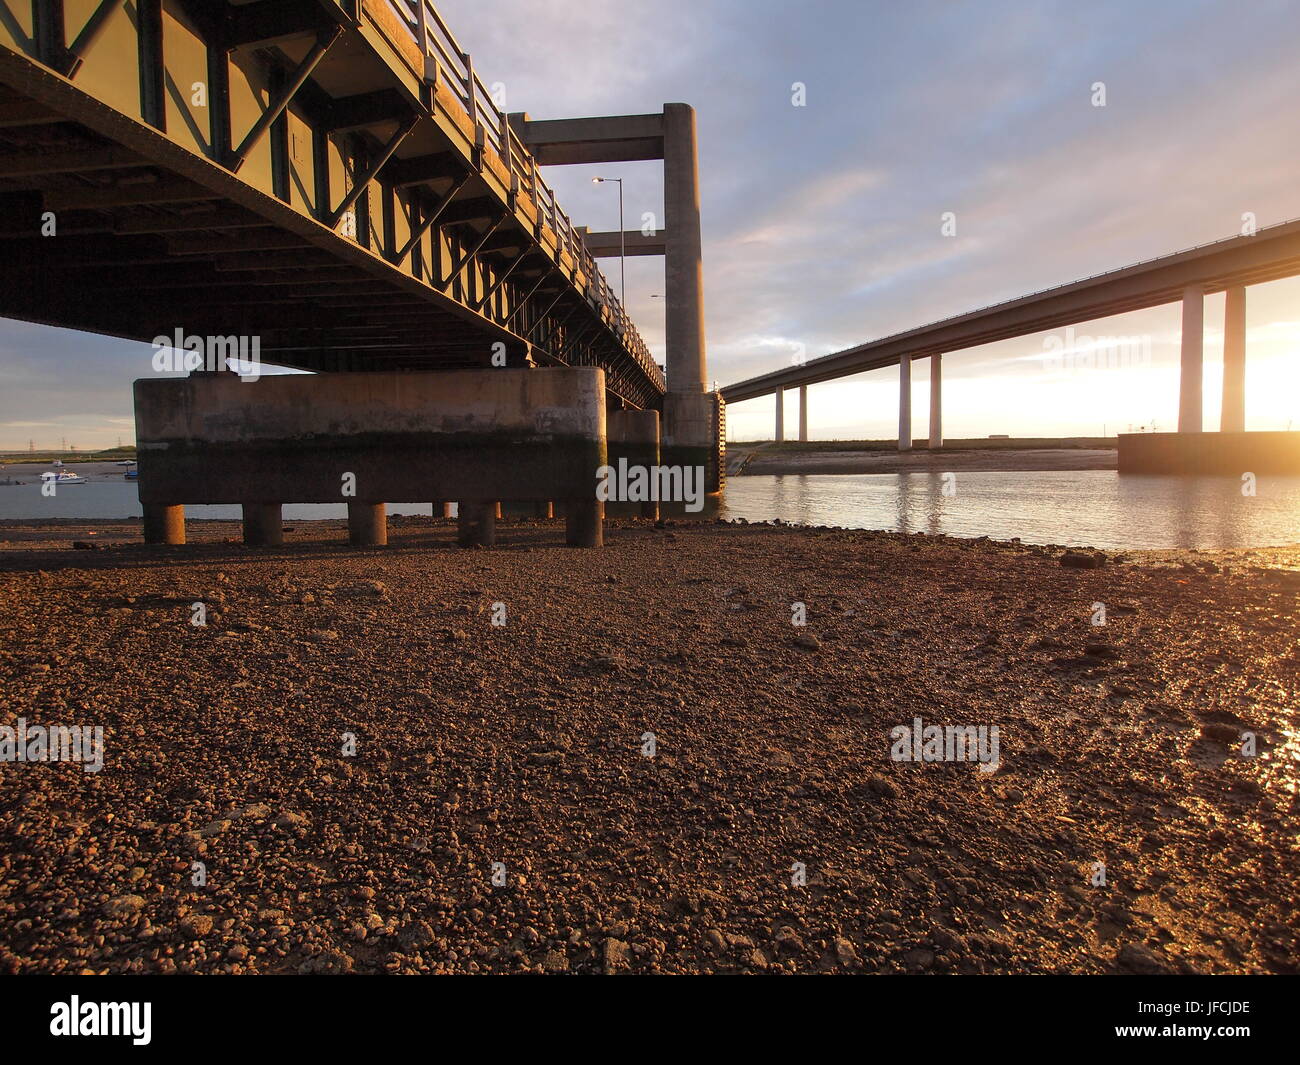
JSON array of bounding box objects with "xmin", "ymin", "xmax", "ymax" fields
[
  {"xmin": 0, "ymin": 0, "xmax": 724, "ymax": 547},
  {"xmin": 720, "ymin": 217, "xmax": 1300, "ymax": 463}
]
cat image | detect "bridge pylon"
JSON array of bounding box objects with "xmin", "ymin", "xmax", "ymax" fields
[{"xmin": 510, "ymin": 103, "xmax": 725, "ymax": 492}]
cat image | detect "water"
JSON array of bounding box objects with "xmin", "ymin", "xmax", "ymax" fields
[
  {"xmin": 718, "ymin": 470, "xmax": 1300, "ymax": 550},
  {"xmin": 0, "ymin": 480, "xmax": 433, "ymax": 522},
  {"xmin": 2, "ymin": 469, "xmax": 1297, "ymax": 551}
]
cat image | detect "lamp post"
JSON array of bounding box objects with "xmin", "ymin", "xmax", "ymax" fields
[{"xmin": 592, "ymin": 175, "xmax": 625, "ymax": 307}]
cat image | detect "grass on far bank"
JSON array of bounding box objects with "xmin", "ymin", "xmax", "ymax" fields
[
  {"xmin": 0, "ymin": 446, "xmax": 136, "ymax": 464},
  {"xmin": 727, "ymin": 437, "xmax": 1117, "ymax": 452}
]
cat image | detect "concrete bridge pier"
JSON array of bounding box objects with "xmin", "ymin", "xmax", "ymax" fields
[
  {"xmin": 143, "ymin": 504, "xmax": 185, "ymax": 545},
  {"xmin": 566, "ymin": 500, "xmax": 604, "ymax": 547},
  {"xmin": 458, "ymin": 502, "xmax": 496, "ymax": 547},
  {"xmin": 609, "ymin": 409, "xmax": 661, "ymax": 519},
  {"xmin": 242, "ymin": 504, "xmax": 283, "ymax": 547},
  {"xmin": 928, "ymin": 354, "xmax": 943, "ymax": 449},
  {"xmin": 664, "ymin": 103, "xmax": 708, "ymax": 396},
  {"xmin": 510, "ymin": 102, "xmax": 721, "ymax": 492},
  {"xmin": 433, "ymin": 502, "xmax": 455, "ymax": 519},
  {"xmin": 798, "ymin": 386, "xmax": 808, "ymax": 442},
  {"xmin": 774, "ymin": 386, "xmax": 785, "ymax": 443},
  {"xmin": 1221, "ymin": 286, "xmax": 1247, "ymax": 432},
  {"xmin": 348, "ymin": 503, "xmax": 387, "ymax": 547},
  {"xmin": 1179, "ymin": 285, "xmax": 1204, "ymax": 432},
  {"xmin": 898, "ymin": 355, "xmax": 913, "ymax": 451},
  {"xmin": 533, "ymin": 501, "xmax": 554, "ymax": 519}
]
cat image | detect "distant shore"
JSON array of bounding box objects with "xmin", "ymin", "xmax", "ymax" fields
[{"xmin": 729, "ymin": 438, "xmax": 1117, "ymax": 476}]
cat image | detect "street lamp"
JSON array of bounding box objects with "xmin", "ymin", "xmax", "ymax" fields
[{"xmin": 592, "ymin": 175, "xmax": 625, "ymax": 307}]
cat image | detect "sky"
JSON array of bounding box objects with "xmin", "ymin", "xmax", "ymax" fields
[{"xmin": 4, "ymin": 0, "xmax": 1300, "ymax": 449}]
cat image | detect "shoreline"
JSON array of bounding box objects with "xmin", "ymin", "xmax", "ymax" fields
[
  {"xmin": 1, "ymin": 520, "xmax": 1296, "ymax": 973},
  {"xmin": 729, "ymin": 443, "xmax": 1118, "ymax": 477},
  {"xmin": 3, "ymin": 516, "xmax": 1296, "ymax": 566}
]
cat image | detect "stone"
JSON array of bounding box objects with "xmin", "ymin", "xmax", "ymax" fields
[
  {"xmin": 397, "ymin": 920, "xmax": 437, "ymax": 951},
  {"xmin": 834, "ymin": 937, "xmax": 860, "ymax": 967},
  {"xmin": 603, "ymin": 938, "xmax": 632, "ymax": 974},
  {"xmin": 867, "ymin": 774, "xmax": 900, "ymax": 800},
  {"xmin": 103, "ymin": 894, "xmax": 146, "ymax": 919},
  {"xmin": 1117, "ymin": 942, "xmax": 1172, "ymax": 974},
  {"xmin": 179, "ymin": 913, "xmax": 214, "ymax": 938},
  {"xmin": 1201, "ymin": 723, "xmax": 1240, "ymax": 744}
]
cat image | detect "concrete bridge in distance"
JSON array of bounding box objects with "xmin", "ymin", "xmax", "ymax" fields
[
  {"xmin": 720, "ymin": 218, "xmax": 1300, "ymax": 470},
  {"xmin": 0, "ymin": 0, "xmax": 724, "ymax": 547}
]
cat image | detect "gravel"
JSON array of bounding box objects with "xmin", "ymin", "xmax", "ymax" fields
[{"xmin": 0, "ymin": 515, "xmax": 1296, "ymax": 974}]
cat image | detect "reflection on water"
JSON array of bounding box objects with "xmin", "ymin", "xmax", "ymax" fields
[
  {"xmin": 2, "ymin": 471, "xmax": 1298, "ymax": 551},
  {"xmin": 717, "ymin": 470, "xmax": 1299, "ymax": 550},
  {"xmin": 0, "ymin": 483, "xmax": 436, "ymax": 523}
]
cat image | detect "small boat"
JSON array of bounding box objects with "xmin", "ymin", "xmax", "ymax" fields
[
  {"xmin": 41, "ymin": 469, "xmax": 86, "ymax": 484},
  {"xmin": 116, "ymin": 460, "xmax": 136, "ymax": 467},
  {"xmin": 124, "ymin": 469, "xmax": 139, "ymax": 481}
]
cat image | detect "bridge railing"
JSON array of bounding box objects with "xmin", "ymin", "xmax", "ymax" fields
[{"xmin": 385, "ymin": 0, "xmax": 660, "ymax": 385}]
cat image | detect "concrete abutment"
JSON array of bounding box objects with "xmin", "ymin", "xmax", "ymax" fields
[{"xmin": 134, "ymin": 369, "xmax": 610, "ymax": 550}]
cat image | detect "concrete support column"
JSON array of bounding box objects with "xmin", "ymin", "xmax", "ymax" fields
[
  {"xmin": 608, "ymin": 409, "xmax": 661, "ymax": 520},
  {"xmin": 1179, "ymin": 285, "xmax": 1204, "ymax": 433},
  {"xmin": 663, "ymin": 391, "xmax": 722, "ymax": 494},
  {"xmin": 347, "ymin": 502, "xmax": 387, "ymax": 546},
  {"xmin": 928, "ymin": 353, "xmax": 943, "ymax": 449},
  {"xmin": 242, "ymin": 503, "xmax": 283, "ymax": 547},
  {"xmin": 457, "ymin": 502, "xmax": 496, "ymax": 547},
  {"xmin": 565, "ymin": 499, "xmax": 603, "ymax": 547},
  {"xmin": 142, "ymin": 504, "xmax": 184, "ymax": 545},
  {"xmin": 533, "ymin": 501, "xmax": 554, "ymax": 519},
  {"xmin": 664, "ymin": 103, "xmax": 707, "ymax": 394},
  {"xmin": 1221, "ymin": 285, "xmax": 1247, "ymax": 433},
  {"xmin": 774, "ymin": 387, "xmax": 784, "ymax": 442},
  {"xmin": 898, "ymin": 355, "xmax": 913, "ymax": 451},
  {"xmin": 798, "ymin": 385, "xmax": 808, "ymax": 442},
  {"xmin": 433, "ymin": 502, "xmax": 454, "ymax": 518}
]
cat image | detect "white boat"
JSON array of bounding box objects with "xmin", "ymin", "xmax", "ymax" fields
[
  {"xmin": 41, "ymin": 469, "xmax": 86, "ymax": 484},
  {"xmin": 116, "ymin": 460, "xmax": 136, "ymax": 466}
]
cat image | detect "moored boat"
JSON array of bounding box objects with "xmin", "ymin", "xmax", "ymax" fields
[{"xmin": 41, "ymin": 469, "xmax": 86, "ymax": 485}]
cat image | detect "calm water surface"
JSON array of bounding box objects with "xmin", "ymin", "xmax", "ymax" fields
[
  {"xmin": 718, "ymin": 471, "xmax": 1300, "ymax": 550},
  {"xmin": 2, "ymin": 469, "xmax": 1297, "ymax": 551}
]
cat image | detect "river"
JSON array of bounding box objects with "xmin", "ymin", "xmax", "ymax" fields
[{"xmin": 2, "ymin": 465, "xmax": 1297, "ymax": 551}]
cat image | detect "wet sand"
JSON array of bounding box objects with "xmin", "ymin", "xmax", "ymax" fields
[{"xmin": 0, "ymin": 517, "xmax": 1296, "ymax": 974}]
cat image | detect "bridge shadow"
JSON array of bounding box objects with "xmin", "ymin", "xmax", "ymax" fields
[{"xmin": 0, "ymin": 518, "xmax": 601, "ymax": 575}]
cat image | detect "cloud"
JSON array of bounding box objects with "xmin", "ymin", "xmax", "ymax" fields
[{"xmin": 5, "ymin": 0, "xmax": 1300, "ymax": 446}]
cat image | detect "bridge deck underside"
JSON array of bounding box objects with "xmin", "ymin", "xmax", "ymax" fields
[{"xmin": 0, "ymin": 0, "xmax": 665, "ymax": 409}]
